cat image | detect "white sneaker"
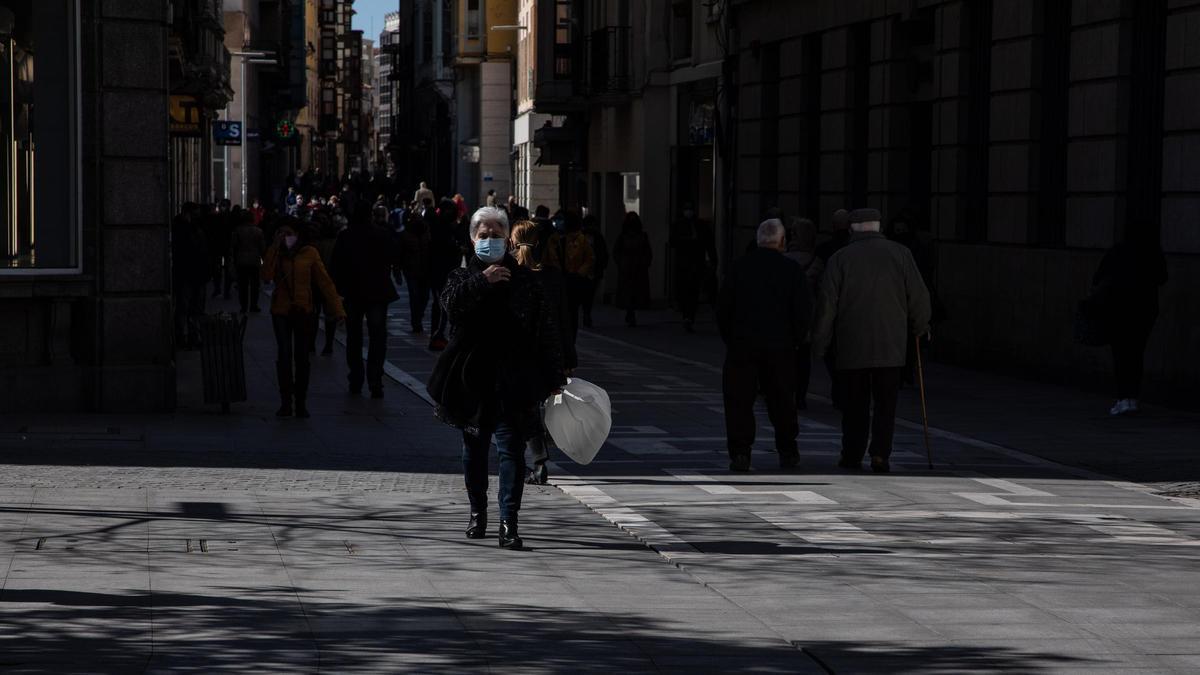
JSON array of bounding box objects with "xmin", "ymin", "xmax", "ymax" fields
[
  {"xmin": 1126, "ymin": 399, "xmax": 1140, "ymax": 414},
  {"xmin": 1109, "ymin": 399, "xmax": 1131, "ymax": 416}
]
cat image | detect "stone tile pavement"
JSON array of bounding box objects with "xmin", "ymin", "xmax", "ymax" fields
[{"xmin": 2, "ymin": 291, "xmax": 1199, "ymax": 672}]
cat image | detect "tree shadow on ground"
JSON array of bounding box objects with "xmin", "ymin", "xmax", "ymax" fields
[{"xmin": 0, "ymin": 587, "xmax": 1097, "ymax": 674}]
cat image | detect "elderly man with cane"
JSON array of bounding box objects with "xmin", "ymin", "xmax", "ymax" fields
[
  {"xmin": 718, "ymin": 219, "xmax": 813, "ymax": 472},
  {"xmin": 812, "ymin": 208, "xmax": 931, "ymax": 473}
]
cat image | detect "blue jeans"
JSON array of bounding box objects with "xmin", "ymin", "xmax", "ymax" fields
[{"xmin": 462, "ymin": 420, "xmax": 526, "ymax": 520}]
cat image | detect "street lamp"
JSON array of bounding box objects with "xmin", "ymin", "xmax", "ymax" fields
[{"xmin": 230, "ymin": 51, "xmax": 278, "ymax": 207}]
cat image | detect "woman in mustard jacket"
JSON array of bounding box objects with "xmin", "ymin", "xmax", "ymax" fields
[{"xmin": 261, "ymin": 218, "xmax": 346, "ymax": 418}]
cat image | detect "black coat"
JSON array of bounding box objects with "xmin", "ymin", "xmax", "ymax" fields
[
  {"xmin": 427, "ymin": 255, "xmax": 567, "ymax": 437},
  {"xmin": 717, "ymin": 247, "xmax": 813, "ymax": 351},
  {"xmin": 330, "ymin": 223, "xmax": 401, "ymax": 306}
]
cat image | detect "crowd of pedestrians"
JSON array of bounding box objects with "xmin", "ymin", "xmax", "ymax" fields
[{"xmin": 170, "ymin": 169, "xmax": 1168, "ymax": 549}]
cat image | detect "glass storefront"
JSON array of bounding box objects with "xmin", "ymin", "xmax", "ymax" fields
[{"xmin": 1, "ymin": 1, "xmax": 78, "ymax": 272}]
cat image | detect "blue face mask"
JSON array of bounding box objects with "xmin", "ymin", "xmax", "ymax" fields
[{"xmin": 475, "ymin": 237, "xmax": 507, "ymax": 264}]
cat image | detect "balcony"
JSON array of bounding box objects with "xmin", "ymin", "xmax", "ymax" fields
[{"xmin": 585, "ymin": 26, "xmax": 631, "ymax": 99}]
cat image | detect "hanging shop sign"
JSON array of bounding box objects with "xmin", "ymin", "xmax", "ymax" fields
[
  {"xmin": 169, "ymin": 95, "xmax": 204, "ymax": 136},
  {"xmin": 212, "ymin": 121, "xmax": 243, "ymax": 146}
]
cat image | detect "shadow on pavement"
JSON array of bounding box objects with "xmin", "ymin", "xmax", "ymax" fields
[{"xmin": 0, "ymin": 586, "xmax": 1095, "ymax": 673}]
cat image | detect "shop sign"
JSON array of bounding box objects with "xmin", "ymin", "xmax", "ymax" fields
[{"xmin": 169, "ymin": 96, "xmax": 204, "ymax": 136}]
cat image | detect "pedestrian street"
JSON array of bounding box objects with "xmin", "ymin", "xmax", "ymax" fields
[{"xmin": 367, "ymin": 300, "xmax": 1200, "ymax": 672}]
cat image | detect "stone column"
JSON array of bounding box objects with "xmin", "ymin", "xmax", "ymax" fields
[{"xmin": 96, "ymin": 1, "xmax": 175, "ymax": 411}]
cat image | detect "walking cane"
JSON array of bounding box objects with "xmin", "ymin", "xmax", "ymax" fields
[{"xmin": 914, "ymin": 334, "xmax": 934, "ymax": 469}]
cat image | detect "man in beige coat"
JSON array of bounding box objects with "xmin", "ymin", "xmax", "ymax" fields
[{"xmin": 812, "ymin": 208, "xmax": 931, "ymax": 473}]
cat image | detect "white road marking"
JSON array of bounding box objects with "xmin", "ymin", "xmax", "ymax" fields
[{"xmin": 665, "ymin": 470, "xmax": 837, "ymax": 504}]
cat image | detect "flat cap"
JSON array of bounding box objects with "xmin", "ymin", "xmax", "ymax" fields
[{"xmin": 849, "ymin": 208, "xmax": 882, "ymax": 224}]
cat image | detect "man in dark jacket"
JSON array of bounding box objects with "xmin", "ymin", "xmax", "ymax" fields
[
  {"xmin": 812, "ymin": 208, "xmax": 932, "ymax": 473},
  {"xmin": 717, "ymin": 219, "xmax": 813, "ymax": 471},
  {"xmin": 670, "ymin": 203, "xmax": 719, "ymax": 332},
  {"xmin": 331, "ymin": 206, "xmax": 401, "ymax": 398}
]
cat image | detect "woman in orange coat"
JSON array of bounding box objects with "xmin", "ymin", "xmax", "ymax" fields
[{"xmin": 261, "ymin": 218, "xmax": 345, "ymax": 418}]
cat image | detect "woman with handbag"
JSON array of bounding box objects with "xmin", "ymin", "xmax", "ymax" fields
[
  {"xmin": 427, "ymin": 207, "xmax": 566, "ymax": 549},
  {"xmin": 261, "ymin": 218, "xmax": 345, "ymax": 419}
]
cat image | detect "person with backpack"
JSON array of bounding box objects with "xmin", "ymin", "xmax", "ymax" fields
[{"xmin": 262, "ymin": 218, "xmax": 345, "ymax": 418}]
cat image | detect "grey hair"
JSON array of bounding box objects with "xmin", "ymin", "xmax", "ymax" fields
[
  {"xmin": 756, "ymin": 218, "xmax": 786, "ymax": 247},
  {"xmin": 469, "ymin": 206, "xmax": 510, "ymax": 238},
  {"xmin": 850, "ymin": 220, "xmax": 882, "ymax": 233}
]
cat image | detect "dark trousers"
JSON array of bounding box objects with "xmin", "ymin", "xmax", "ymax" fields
[
  {"xmin": 345, "ymin": 300, "xmax": 389, "ymax": 392},
  {"xmin": 1112, "ymin": 323, "xmax": 1153, "ymax": 399},
  {"xmin": 723, "ymin": 345, "xmax": 799, "ymax": 458},
  {"xmin": 838, "ymin": 367, "xmax": 902, "ymax": 461},
  {"xmin": 429, "ymin": 270, "xmax": 450, "ymax": 339},
  {"xmin": 235, "ymin": 265, "xmax": 261, "ymax": 313},
  {"xmin": 581, "ymin": 277, "xmax": 599, "ymax": 321},
  {"xmin": 463, "ymin": 419, "xmax": 526, "ymax": 520},
  {"xmin": 796, "ymin": 343, "xmax": 812, "ymax": 409},
  {"xmin": 272, "ymin": 312, "xmax": 314, "ymax": 404},
  {"xmin": 404, "ymin": 271, "xmax": 430, "ymax": 331}
]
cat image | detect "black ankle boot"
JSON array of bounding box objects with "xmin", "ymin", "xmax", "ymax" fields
[
  {"xmin": 275, "ymin": 362, "xmax": 293, "ymax": 417},
  {"xmin": 465, "ymin": 512, "xmax": 487, "ymax": 539},
  {"xmin": 499, "ymin": 518, "xmax": 522, "ymax": 549}
]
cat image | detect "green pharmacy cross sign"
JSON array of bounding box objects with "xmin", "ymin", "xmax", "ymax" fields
[{"xmin": 276, "ymin": 119, "xmax": 298, "ymax": 140}]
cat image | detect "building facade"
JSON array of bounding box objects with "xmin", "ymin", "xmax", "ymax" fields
[
  {"xmin": 1, "ymin": 1, "xmax": 191, "ymax": 411},
  {"xmin": 391, "ymin": 0, "xmax": 455, "ymax": 197},
  {"xmin": 511, "ymin": 0, "xmax": 560, "ymax": 210},
  {"xmin": 377, "ymin": 11, "xmax": 401, "ymax": 173},
  {"xmin": 453, "ymin": 0, "xmax": 518, "ymax": 206},
  {"xmin": 169, "ymin": 0, "xmax": 232, "ymax": 214},
  {"xmin": 526, "ymin": 0, "xmax": 727, "ymax": 304}
]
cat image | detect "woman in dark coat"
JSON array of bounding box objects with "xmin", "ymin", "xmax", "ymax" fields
[
  {"xmin": 1092, "ymin": 236, "xmax": 1168, "ymax": 416},
  {"xmin": 509, "ymin": 219, "xmax": 575, "ymax": 485},
  {"xmin": 612, "ymin": 211, "xmax": 653, "ymax": 327},
  {"xmin": 427, "ymin": 207, "xmax": 566, "ymax": 549}
]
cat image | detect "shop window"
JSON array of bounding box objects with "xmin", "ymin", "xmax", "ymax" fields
[{"xmin": 1, "ymin": 1, "xmax": 79, "ymax": 273}]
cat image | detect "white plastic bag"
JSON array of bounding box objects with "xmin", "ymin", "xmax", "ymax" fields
[{"xmin": 543, "ymin": 378, "xmax": 611, "ymax": 465}]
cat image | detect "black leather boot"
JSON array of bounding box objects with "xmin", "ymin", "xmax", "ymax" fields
[
  {"xmin": 465, "ymin": 512, "xmax": 487, "ymax": 539},
  {"xmin": 275, "ymin": 362, "xmax": 293, "ymax": 417},
  {"xmin": 499, "ymin": 517, "xmax": 522, "ymax": 550},
  {"xmin": 294, "ymin": 363, "xmax": 311, "ymax": 419}
]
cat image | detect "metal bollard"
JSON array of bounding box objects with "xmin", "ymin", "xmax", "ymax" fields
[{"xmin": 198, "ymin": 312, "xmax": 248, "ymax": 413}]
